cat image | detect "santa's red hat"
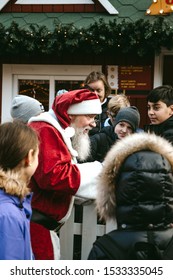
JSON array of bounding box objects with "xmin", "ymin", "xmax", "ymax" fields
[{"xmin": 52, "ymin": 89, "xmax": 102, "ymax": 128}]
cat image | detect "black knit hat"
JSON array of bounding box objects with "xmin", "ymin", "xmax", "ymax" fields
[{"xmin": 114, "ymin": 106, "xmax": 140, "ymax": 132}]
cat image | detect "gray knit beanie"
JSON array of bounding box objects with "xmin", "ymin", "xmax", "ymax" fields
[
  {"xmin": 114, "ymin": 106, "xmax": 140, "ymax": 132},
  {"xmin": 10, "ymin": 95, "xmax": 44, "ymax": 123}
]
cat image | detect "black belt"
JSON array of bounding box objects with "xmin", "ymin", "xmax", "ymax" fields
[{"xmin": 31, "ymin": 209, "xmax": 64, "ymax": 233}]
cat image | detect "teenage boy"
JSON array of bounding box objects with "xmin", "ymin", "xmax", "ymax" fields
[{"xmin": 144, "ymin": 85, "xmax": 173, "ymax": 144}]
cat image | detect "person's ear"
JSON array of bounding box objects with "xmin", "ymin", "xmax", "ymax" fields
[
  {"xmin": 25, "ymin": 149, "xmax": 34, "ymax": 167},
  {"xmin": 68, "ymin": 114, "xmax": 76, "ymax": 122},
  {"xmin": 169, "ymin": 105, "xmax": 173, "ymax": 115}
]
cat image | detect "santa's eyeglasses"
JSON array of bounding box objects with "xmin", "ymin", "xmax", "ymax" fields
[{"xmin": 85, "ymin": 115, "xmax": 99, "ymax": 124}]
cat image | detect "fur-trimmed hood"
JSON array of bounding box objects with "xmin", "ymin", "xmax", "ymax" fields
[{"xmin": 97, "ymin": 132, "xmax": 173, "ymax": 222}]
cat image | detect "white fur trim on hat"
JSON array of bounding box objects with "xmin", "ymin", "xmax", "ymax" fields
[{"xmin": 67, "ymin": 99, "xmax": 102, "ymax": 115}]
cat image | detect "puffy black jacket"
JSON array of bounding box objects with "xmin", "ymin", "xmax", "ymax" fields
[
  {"xmin": 88, "ymin": 133, "xmax": 173, "ymax": 260},
  {"xmin": 144, "ymin": 115, "xmax": 173, "ymax": 145},
  {"xmin": 88, "ymin": 126, "xmax": 118, "ymax": 162}
]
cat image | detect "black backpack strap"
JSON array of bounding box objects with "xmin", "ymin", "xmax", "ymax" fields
[
  {"xmin": 129, "ymin": 241, "xmax": 162, "ymax": 260},
  {"xmin": 162, "ymin": 233, "xmax": 173, "ymax": 259},
  {"xmin": 95, "ymin": 230, "xmax": 173, "ymax": 260},
  {"xmin": 129, "ymin": 230, "xmax": 173, "ymax": 260},
  {"xmin": 147, "ymin": 230, "xmax": 173, "ymax": 260},
  {"xmin": 94, "ymin": 234, "xmax": 121, "ymax": 259}
]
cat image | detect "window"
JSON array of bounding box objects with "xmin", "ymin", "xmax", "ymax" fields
[{"xmin": 2, "ymin": 64, "xmax": 101, "ymax": 122}]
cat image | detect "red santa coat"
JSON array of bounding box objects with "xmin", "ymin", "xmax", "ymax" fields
[{"xmin": 29, "ymin": 111, "xmax": 102, "ymax": 223}]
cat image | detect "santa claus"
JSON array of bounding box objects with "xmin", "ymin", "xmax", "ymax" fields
[{"xmin": 28, "ymin": 88, "xmax": 102, "ymax": 260}]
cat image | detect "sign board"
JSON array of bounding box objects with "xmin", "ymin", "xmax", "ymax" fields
[{"xmin": 118, "ymin": 66, "xmax": 152, "ymax": 90}]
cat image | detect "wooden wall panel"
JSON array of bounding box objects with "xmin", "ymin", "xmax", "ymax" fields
[
  {"xmin": 52, "ymin": 5, "xmax": 63, "ymax": 12},
  {"xmin": 129, "ymin": 95, "xmax": 149, "ymax": 128},
  {"xmin": 64, "ymin": 5, "xmax": 74, "ymax": 13},
  {"xmin": 21, "ymin": 5, "xmax": 32, "ymax": 12},
  {"xmin": 74, "ymin": 4, "xmax": 85, "ymax": 13},
  {"xmin": 1, "ymin": 0, "xmax": 105, "ymax": 13},
  {"xmin": 85, "ymin": 5, "xmax": 95, "ymax": 12},
  {"xmin": 163, "ymin": 55, "xmax": 173, "ymax": 86},
  {"xmin": 33, "ymin": 5, "xmax": 42, "ymax": 12},
  {"xmin": 94, "ymin": 1, "xmax": 105, "ymax": 12},
  {"xmin": 13, "ymin": 1, "xmax": 22, "ymax": 12},
  {"xmin": 43, "ymin": 5, "xmax": 53, "ymax": 12}
]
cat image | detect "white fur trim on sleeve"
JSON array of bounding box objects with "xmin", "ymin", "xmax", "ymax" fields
[{"xmin": 75, "ymin": 161, "xmax": 103, "ymax": 200}]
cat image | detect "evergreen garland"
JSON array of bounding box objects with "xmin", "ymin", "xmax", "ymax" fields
[{"xmin": 0, "ymin": 17, "xmax": 173, "ymax": 57}]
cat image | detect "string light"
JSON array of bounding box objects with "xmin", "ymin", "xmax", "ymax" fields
[{"xmin": 1, "ymin": 17, "xmax": 173, "ymax": 58}]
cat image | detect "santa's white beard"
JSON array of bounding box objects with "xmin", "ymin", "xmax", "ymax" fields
[{"xmin": 71, "ymin": 126, "xmax": 91, "ymax": 162}]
